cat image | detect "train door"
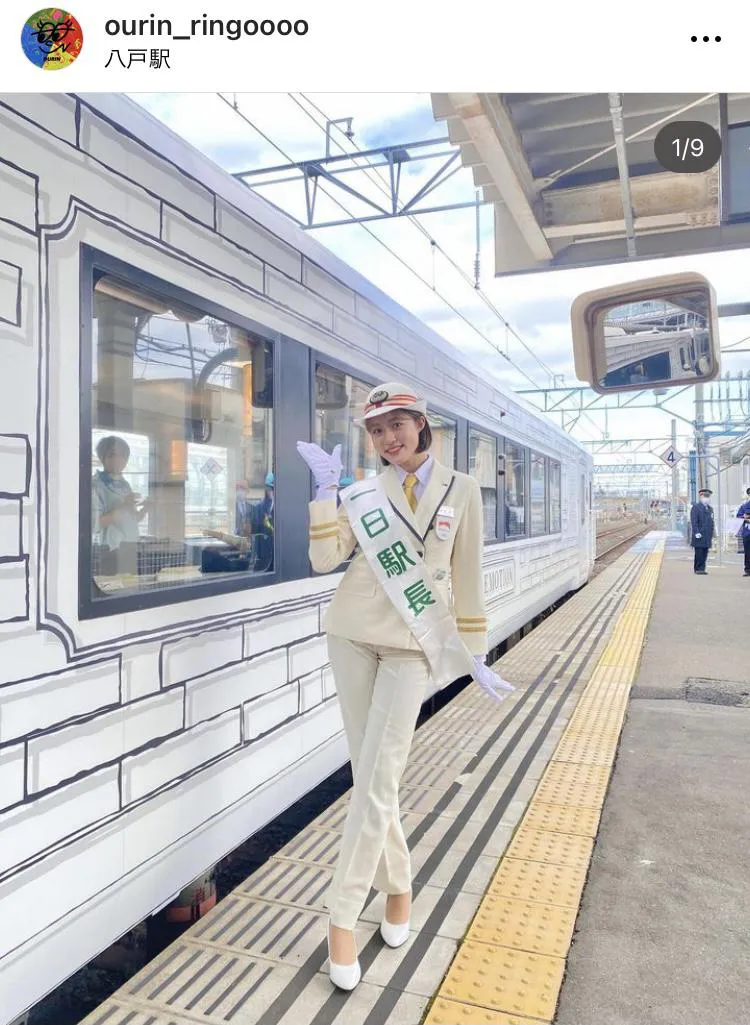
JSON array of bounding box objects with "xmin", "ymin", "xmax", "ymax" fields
[{"xmin": 578, "ymin": 464, "xmax": 593, "ymax": 580}]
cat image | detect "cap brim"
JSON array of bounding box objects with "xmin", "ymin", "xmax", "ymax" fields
[{"xmin": 353, "ymin": 401, "xmax": 427, "ymax": 426}]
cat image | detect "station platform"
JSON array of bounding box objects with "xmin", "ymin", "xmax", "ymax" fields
[{"xmin": 77, "ymin": 532, "xmax": 748, "ymax": 1025}]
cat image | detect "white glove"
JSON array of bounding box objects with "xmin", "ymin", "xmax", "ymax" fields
[
  {"xmin": 296, "ymin": 442, "xmax": 343, "ymax": 492},
  {"xmin": 472, "ymin": 656, "xmax": 515, "ymax": 703},
  {"xmin": 694, "ymin": 533, "xmax": 702, "ymax": 539}
]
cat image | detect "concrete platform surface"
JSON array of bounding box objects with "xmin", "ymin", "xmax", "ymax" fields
[{"xmin": 556, "ymin": 535, "xmax": 750, "ymax": 1025}]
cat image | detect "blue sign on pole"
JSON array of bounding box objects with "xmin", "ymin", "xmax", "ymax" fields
[{"xmin": 688, "ymin": 449, "xmax": 697, "ymax": 505}]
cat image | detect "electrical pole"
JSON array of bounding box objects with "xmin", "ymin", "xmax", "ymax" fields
[{"xmin": 694, "ymin": 383, "xmax": 705, "ymax": 493}]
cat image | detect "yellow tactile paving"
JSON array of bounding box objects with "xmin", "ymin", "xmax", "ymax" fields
[
  {"xmin": 560, "ymin": 722, "xmax": 623, "ymax": 742},
  {"xmin": 575, "ymin": 680, "xmax": 631, "ymax": 701},
  {"xmin": 425, "ymin": 997, "xmax": 545, "ymax": 1025},
  {"xmin": 552, "ymin": 739, "xmax": 619, "ymax": 766},
  {"xmin": 568, "ymin": 699, "xmax": 627, "ymax": 718},
  {"xmin": 465, "ymin": 893, "xmax": 578, "ymax": 958},
  {"xmin": 538, "ymin": 760, "xmax": 611, "ymax": 791},
  {"xmin": 505, "ymin": 826, "xmax": 594, "ymax": 869},
  {"xmin": 521, "ymin": 802, "xmax": 601, "ymax": 838},
  {"xmin": 581, "ymin": 664, "xmax": 633, "ymax": 686},
  {"xmin": 533, "ymin": 777, "xmax": 607, "ymax": 810},
  {"xmin": 488, "ymin": 858, "xmax": 588, "ymax": 909},
  {"xmin": 568, "ymin": 705, "xmax": 628, "ymax": 726},
  {"xmin": 439, "ymin": 941, "xmax": 564, "ymax": 1021},
  {"xmin": 426, "ymin": 542, "xmax": 665, "ymax": 1025},
  {"xmin": 559, "ymin": 729, "xmax": 623, "ymax": 749}
]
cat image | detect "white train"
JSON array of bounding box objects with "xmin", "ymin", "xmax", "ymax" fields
[
  {"xmin": 602, "ymin": 323, "xmax": 712, "ymax": 388},
  {"xmin": 0, "ymin": 93, "xmax": 593, "ymax": 1022}
]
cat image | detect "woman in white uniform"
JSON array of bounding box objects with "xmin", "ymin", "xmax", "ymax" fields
[{"xmin": 297, "ymin": 381, "xmax": 513, "ymax": 990}]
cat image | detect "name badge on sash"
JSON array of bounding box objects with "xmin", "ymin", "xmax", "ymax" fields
[{"xmin": 435, "ymin": 505, "xmax": 454, "ymax": 541}]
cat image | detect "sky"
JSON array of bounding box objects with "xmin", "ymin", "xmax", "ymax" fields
[{"xmin": 131, "ymin": 92, "xmax": 750, "ymax": 494}]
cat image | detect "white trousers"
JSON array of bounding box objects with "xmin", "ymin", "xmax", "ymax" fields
[{"xmin": 325, "ymin": 634, "xmax": 431, "ymax": 930}]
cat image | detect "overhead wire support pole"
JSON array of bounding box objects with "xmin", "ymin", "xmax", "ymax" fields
[
  {"xmin": 399, "ymin": 152, "xmax": 462, "ymax": 213},
  {"xmin": 305, "ymin": 161, "xmax": 391, "ymax": 218},
  {"xmin": 306, "ymin": 200, "xmax": 492, "ymax": 230},
  {"xmin": 234, "ymin": 136, "xmax": 479, "ymax": 229},
  {"xmin": 302, "ymin": 165, "xmax": 318, "ymax": 228},
  {"xmin": 387, "ymin": 150, "xmax": 401, "ymax": 214},
  {"xmin": 671, "ymin": 419, "xmax": 679, "ymax": 532},
  {"xmin": 325, "ymin": 117, "xmax": 353, "ymax": 158},
  {"xmin": 240, "ymin": 151, "xmax": 459, "ymax": 188},
  {"xmin": 233, "ymin": 137, "xmax": 454, "ymax": 177}
]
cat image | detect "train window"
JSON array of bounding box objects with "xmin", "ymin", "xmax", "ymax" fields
[
  {"xmin": 549, "ymin": 460, "xmax": 561, "ymax": 533},
  {"xmin": 314, "ymin": 364, "xmax": 380, "ymax": 483},
  {"xmin": 530, "ymin": 451, "xmax": 547, "ymax": 536},
  {"xmin": 429, "ymin": 412, "xmax": 457, "ymax": 469},
  {"xmin": 504, "ymin": 441, "xmax": 526, "ymax": 538},
  {"xmin": 89, "ymin": 274, "xmax": 275, "ymax": 601},
  {"xmin": 314, "ymin": 364, "xmax": 457, "ymax": 483},
  {"xmin": 469, "ymin": 429, "xmax": 497, "ymax": 540}
]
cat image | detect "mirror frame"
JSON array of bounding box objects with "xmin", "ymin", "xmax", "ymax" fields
[{"xmin": 570, "ymin": 271, "xmax": 720, "ymax": 394}]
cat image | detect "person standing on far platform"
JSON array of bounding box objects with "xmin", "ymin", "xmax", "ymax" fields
[
  {"xmin": 690, "ymin": 487, "xmax": 715, "ymax": 574},
  {"xmin": 735, "ymin": 486, "xmax": 750, "ymax": 577}
]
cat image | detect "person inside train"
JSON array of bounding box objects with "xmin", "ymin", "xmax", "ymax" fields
[
  {"xmin": 296, "ymin": 380, "xmax": 515, "ymax": 992},
  {"xmin": 92, "ymin": 434, "xmax": 150, "ymax": 551},
  {"xmin": 690, "ymin": 487, "xmax": 715, "ymax": 574},
  {"xmin": 207, "ymin": 473, "xmax": 274, "ymax": 571},
  {"xmin": 234, "ymin": 479, "xmax": 252, "ymax": 537},
  {"xmin": 735, "ymin": 486, "xmax": 750, "ymax": 577},
  {"xmin": 248, "ymin": 472, "xmax": 275, "ymax": 571}
]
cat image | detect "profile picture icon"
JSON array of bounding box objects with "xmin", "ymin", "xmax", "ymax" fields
[{"xmin": 21, "ymin": 8, "xmax": 83, "ymax": 69}]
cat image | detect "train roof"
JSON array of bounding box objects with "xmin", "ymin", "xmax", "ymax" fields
[{"xmin": 77, "ymin": 93, "xmax": 586, "ymax": 455}]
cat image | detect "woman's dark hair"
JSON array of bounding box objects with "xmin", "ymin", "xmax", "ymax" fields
[
  {"xmin": 374, "ymin": 411, "xmax": 432, "ymax": 466},
  {"xmin": 96, "ymin": 435, "xmax": 130, "ymax": 463}
]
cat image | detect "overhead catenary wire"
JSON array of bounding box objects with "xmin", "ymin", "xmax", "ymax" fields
[
  {"xmin": 292, "ymin": 92, "xmax": 557, "ymax": 384},
  {"xmin": 215, "ymin": 92, "xmax": 546, "ymax": 391}
]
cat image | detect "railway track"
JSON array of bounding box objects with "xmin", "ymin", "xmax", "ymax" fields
[{"xmin": 595, "ymin": 522, "xmax": 652, "ymax": 563}]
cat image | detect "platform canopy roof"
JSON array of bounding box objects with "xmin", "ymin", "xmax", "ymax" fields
[{"xmin": 431, "ymin": 93, "xmax": 750, "ymax": 278}]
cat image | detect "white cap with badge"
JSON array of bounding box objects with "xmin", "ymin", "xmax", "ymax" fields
[{"xmin": 354, "ymin": 381, "xmax": 426, "ymax": 425}]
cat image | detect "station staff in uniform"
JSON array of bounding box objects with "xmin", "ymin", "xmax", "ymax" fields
[
  {"xmin": 690, "ymin": 487, "xmax": 715, "ymax": 574},
  {"xmin": 297, "ymin": 382, "xmax": 513, "ymax": 991},
  {"xmin": 736, "ymin": 486, "xmax": 750, "ymax": 577}
]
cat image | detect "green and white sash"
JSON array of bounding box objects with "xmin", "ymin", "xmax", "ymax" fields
[{"xmin": 340, "ymin": 477, "xmax": 476, "ymax": 687}]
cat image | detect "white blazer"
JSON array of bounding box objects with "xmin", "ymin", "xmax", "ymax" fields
[{"xmin": 308, "ymin": 459, "xmax": 488, "ymax": 655}]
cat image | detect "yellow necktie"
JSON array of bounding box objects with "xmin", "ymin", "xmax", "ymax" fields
[{"xmin": 403, "ymin": 473, "xmax": 419, "ymax": 513}]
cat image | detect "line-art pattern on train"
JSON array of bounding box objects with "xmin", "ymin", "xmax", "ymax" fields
[{"xmin": 0, "ymin": 92, "xmax": 593, "ymax": 1022}]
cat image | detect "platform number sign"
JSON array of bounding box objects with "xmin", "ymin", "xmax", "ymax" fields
[{"xmin": 659, "ymin": 445, "xmax": 682, "ymax": 467}]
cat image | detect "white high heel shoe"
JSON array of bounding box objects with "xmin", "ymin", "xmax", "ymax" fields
[
  {"xmin": 327, "ymin": 920, "xmax": 361, "ymax": 991},
  {"xmin": 380, "ymin": 896, "xmax": 411, "ymax": 948}
]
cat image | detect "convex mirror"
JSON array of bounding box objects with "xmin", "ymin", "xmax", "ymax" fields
[{"xmin": 571, "ymin": 272, "xmax": 720, "ymax": 394}]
